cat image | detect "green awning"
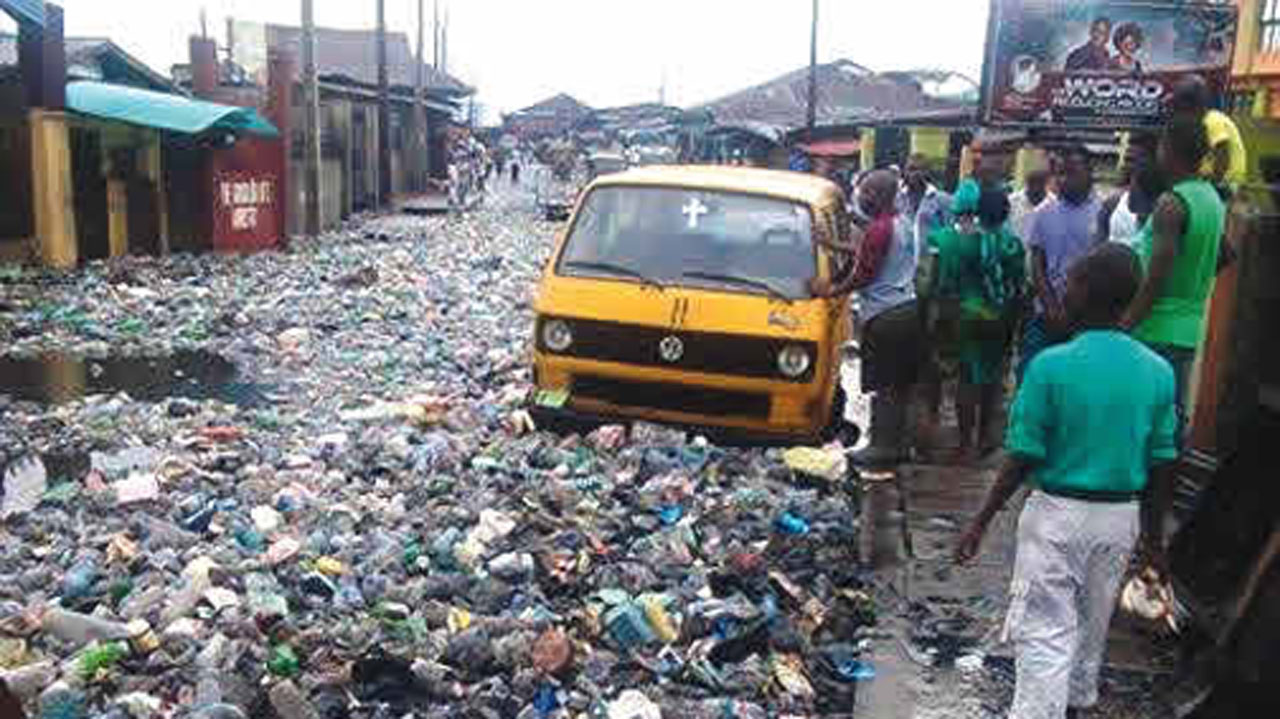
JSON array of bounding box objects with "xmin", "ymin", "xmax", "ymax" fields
[
  {"xmin": 66, "ymin": 81, "xmax": 280, "ymax": 138},
  {"xmin": 1, "ymin": 0, "xmax": 44, "ymax": 27}
]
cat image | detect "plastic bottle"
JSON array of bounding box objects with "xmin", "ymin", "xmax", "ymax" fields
[
  {"xmin": 604, "ymin": 603, "xmax": 657, "ymax": 648},
  {"xmin": 132, "ymin": 515, "xmax": 198, "ymax": 550},
  {"xmin": 642, "ymin": 600, "xmax": 680, "ymax": 645},
  {"xmin": 61, "ymin": 558, "xmax": 99, "ymax": 600},
  {"xmin": 695, "ymin": 699, "xmax": 768, "ymax": 719},
  {"xmin": 233, "ymin": 525, "xmax": 265, "ymax": 553},
  {"xmin": 488, "ymin": 553, "xmax": 534, "ymax": 582},
  {"xmin": 38, "ymin": 681, "xmax": 84, "ymax": 719},
  {"xmin": 194, "ymin": 673, "xmax": 223, "ymax": 706},
  {"xmin": 266, "ymin": 644, "xmax": 300, "ymax": 677},
  {"xmin": 118, "ymin": 586, "xmax": 167, "ymax": 621},
  {"xmin": 268, "ymin": 680, "xmax": 318, "ymax": 719},
  {"xmin": 333, "ymin": 577, "xmax": 365, "ymax": 611},
  {"xmin": 41, "ymin": 608, "xmax": 131, "ymax": 647},
  {"xmin": 75, "ymin": 640, "xmax": 129, "ymax": 680},
  {"xmin": 773, "ymin": 511, "xmax": 811, "ymax": 536},
  {"xmin": 181, "ymin": 504, "xmax": 217, "ymax": 534},
  {"xmin": 190, "ymin": 705, "xmax": 247, "ymax": 719},
  {"xmin": 2, "ymin": 661, "xmax": 57, "ymax": 702}
]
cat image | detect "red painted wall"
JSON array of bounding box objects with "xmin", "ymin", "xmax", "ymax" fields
[
  {"xmin": 190, "ymin": 37, "xmax": 293, "ymax": 253},
  {"xmin": 211, "ymin": 150, "xmax": 281, "ymax": 252}
]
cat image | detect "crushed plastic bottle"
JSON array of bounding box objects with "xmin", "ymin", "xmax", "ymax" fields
[
  {"xmin": 38, "ymin": 682, "xmax": 84, "ymax": 719},
  {"xmin": 266, "ymin": 644, "xmax": 301, "ymax": 678},
  {"xmin": 61, "ymin": 557, "xmax": 99, "ymax": 601},
  {"xmin": 268, "ymin": 680, "xmax": 318, "ymax": 719}
]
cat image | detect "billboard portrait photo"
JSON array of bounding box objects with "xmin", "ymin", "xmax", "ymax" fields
[{"xmin": 981, "ymin": 0, "xmax": 1238, "ymax": 128}]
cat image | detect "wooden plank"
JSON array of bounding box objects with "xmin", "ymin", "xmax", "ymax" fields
[
  {"xmin": 1219, "ymin": 527, "xmax": 1280, "ymax": 648},
  {"xmin": 106, "ymin": 178, "xmax": 127, "ymax": 258},
  {"xmin": 29, "ymin": 109, "xmax": 77, "ymax": 269},
  {"xmin": 149, "ymin": 133, "xmax": 169, "ymax": 256}
]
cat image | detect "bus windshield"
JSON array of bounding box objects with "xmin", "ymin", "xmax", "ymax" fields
[{"xmin": 557, "ymin": 186, "xmax": 816, "ymax": 300}]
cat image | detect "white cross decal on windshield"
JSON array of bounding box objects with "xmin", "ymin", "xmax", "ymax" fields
[{"xmin": 682, "ymin": 197, "xmax": 709, "ymax": 229}]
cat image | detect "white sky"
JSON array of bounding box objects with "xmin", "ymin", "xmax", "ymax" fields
[{"xmin": 3, "ymin": 0, "xmax": 991, "ymax": 121}]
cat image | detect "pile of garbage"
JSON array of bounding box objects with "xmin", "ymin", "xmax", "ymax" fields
[{"xmin": 0, "ymin": 197, "xmax": 876, "ymax": 718}]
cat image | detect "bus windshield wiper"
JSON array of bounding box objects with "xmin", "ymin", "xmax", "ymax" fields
[
  {"xmin": 563, "ymin": 261, "xmax": 665, "ymax": 290},
  {"xmin": 682, "ymin": 271, "xmax": 792, "ymax": 303}
]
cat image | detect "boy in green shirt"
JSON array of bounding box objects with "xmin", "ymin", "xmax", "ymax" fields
[
  {"xmin": 1123, "ymin": 115, "xmax": 1227, "ymax": 450},
  {"xmin": 956, "ymin": 244, "xmax": 1177, "ymax": 719}
]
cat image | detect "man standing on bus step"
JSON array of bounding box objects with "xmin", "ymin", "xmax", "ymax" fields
[
  {"xmin": 1122, "ymin": 116, "xmax": 1226, "ymax": 452},
  {"xmin": 814, "ymin": 169, "xmax": 922, "ymax": 464}
]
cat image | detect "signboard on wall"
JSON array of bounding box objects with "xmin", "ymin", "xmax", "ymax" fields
[
  {"xmin": 231, "ymin": 21, "xmax": 271, "ymax": 86},
  {"xmin": 980, "ymin": 0, "xmax": 1238, "ymax": 128},
  {"xmin": 213, "ymin": 171, "xmax": 279, "ymax": 251}
]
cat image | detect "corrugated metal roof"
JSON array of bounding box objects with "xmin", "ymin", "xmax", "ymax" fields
[
  {"xmin": 0, "ymin": 35, "xmax": 181, "ymax": 94},
  {"xmin": 511, "ymin": 93, "xmax": 591, "ymax": 117},
  {"xmin": 696, "ymin": 59, "xmax": 963, "ymax": 132},
  {"xmin": 264, "ymin": 24, "xmax": 470, "ymax": 96}
]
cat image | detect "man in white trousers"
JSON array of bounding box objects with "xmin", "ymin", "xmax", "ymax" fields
[{"xmin": 955, "ymin": 243, "xmax": 1178, "ymax": 719}]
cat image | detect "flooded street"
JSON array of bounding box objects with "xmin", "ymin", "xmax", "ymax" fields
[
  {"xmin": 0, "ymin": 181, "xmax": 1174, "ymax": 718},
  {"xmin": 2, "ymin": 0, "xmax": 1275, "ymax": 715}
]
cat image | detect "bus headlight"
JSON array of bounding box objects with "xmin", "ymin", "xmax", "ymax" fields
[
  {"xmin": 541, "ymin": 319, "xmax": 573, "ymax": 353},
  {"xmin": 777, "ymin": 344, "xmax": 812, "ymax": 378}
]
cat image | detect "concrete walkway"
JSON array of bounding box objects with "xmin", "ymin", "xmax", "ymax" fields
[{"xmin": 848, "ymin": 398, "xmax": 1175, "ymax": 718}]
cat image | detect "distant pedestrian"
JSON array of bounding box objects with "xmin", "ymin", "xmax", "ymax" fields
[
  {"xmin": 957, "ymin": 243, "xmax": 1178, "ymax": 719},
  {"xmin": 924, "ymin": 179, "xmax": 1026, "ymax": 459},
  {"xmin": 476, "ymin": 154, "xmax": 488, "ymax": 196},
  {"xmin": 511, "ymin": 158, "xmax": 521, "ymax": 185},
  {"xmin": 897, "ymin": 154, "xmax": 952, "ymax": 249},
  {"xmin": 1009, "ymin": 166, "xmax": 1052, "ymax": 245},
  {"xmin": 1122, "ymin": 116, "xmax": 1226, "ymax": 451},
  {"xmin": 1020, "ymin": 145, "xmax": 1101, "ymax": 380},
  {"xmin": 1169, "ymin": 75, "xmax": 1246, "ymax": 198},
  {"xmin": 447, "ymin": 161, "xmax": 461, "ymax": 212},
  {"xmin": 1099, "ymin": 136, "xmax": 1163, "ymax": 247}
]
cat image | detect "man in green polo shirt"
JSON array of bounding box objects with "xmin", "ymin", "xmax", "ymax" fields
[
  {"xmin": 1123, "ymin": 116, "xmax": 1227, "ymax": 450},
  {"xmin": 956, "ymin": 244, "xmax": 1177, "ymax": 719}
]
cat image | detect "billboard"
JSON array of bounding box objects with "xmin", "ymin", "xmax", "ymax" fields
[{"xmin": 980, "ymin": 1, "xmax": 1238, "ymax": 129}]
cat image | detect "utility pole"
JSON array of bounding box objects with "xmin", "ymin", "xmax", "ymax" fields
[
  {"xmin": 302, "ymin": 0, "xmax": 321, "ymax": 238},
  {"xmin": 433, "ymin": 0, "xmax": 440, "ymax": 69},
  {"xmin": 806, "ymin": 0, "xmax": 818, "ymax": 141},
  {"xmin": 416, "ymin": 0, "xmax": 427, "ymax": 192},
  {"xmin": 377, "ymin": 0, "xmax": 391, "ymax": 207},
  {"xmin": 440, "ymin": 5, "xmax": 448, "ymax": 75}
]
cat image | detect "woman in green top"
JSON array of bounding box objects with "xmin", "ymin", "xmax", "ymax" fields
[{"xmin": 926, "ymin": 179, "xmax": 1027, "ymax": 458}]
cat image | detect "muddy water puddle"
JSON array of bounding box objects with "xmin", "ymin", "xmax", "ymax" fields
[{"xmin": 0, "ymin": 350, "xmax": 271, "ymax": 406}]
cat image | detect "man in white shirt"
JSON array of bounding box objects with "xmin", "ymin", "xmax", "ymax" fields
[
  {"xmin": 1010, "ymin": 167, "xmax": 1052, "ymax": 242},
  {"xmin": 896, "ymin": 154, "xmax": 952, "ymax": 248}
]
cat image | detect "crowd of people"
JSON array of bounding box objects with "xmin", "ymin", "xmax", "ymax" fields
[{"xmin": 818, "ymin": 75, "xmax": 1243, "ymax": 719}]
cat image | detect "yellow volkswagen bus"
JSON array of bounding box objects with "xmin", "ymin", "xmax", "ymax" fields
[{"xmin": 530, "ymin": 165, "xmax": 853, "ymax": 444}]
